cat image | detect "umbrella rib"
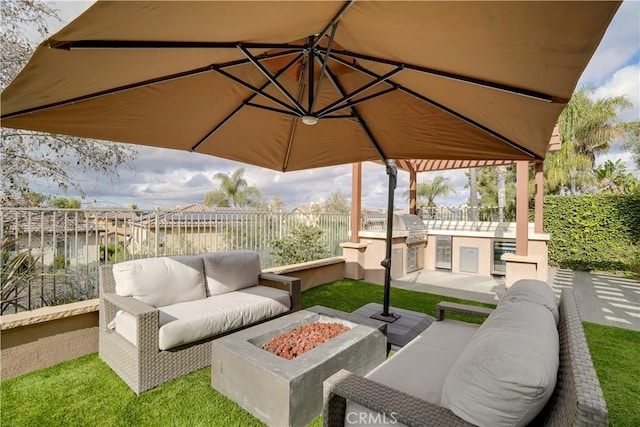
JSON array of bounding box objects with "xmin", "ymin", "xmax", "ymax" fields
[
  {"xmin": 320, "ymin": 58, "xmax": 388, "ymax": 163},
  {"xmin": 282, "ymin": 58, "xmax": 309, "ymax": 172},
  {"xmin": 311, "ymin": 0, "xmax": 355, "ymax": 49},
  {"xmin": 311, "ymin": 21, "xmax": 340, "ymax": 112},
  {"xmin": 0, "ymin": 50, "xmax": 298, "ymax": 121},
  {"xmin": 315, "ymin": 65, "xmax": 403, "ymax": 117},
  {"xmin": 191, "ymin": 53, "xmax": 305, "ymax": 152},
  {"xmin": 244, "ymin": 103, "xmax": 299, "ymax": 117},
  {"xmin": 239, "ymin": 45, "xmax": 306, "ymax": 115},
  {"xmin": 307, "ymin": 36, "xmax": 315, "ymax": 113},
  {"xmin": 321, "ymin": 114, "xmax": 356, "ymax": 119},
  {"xmin": 322, "ymin": 48, "xmax": 559, "ymax": 103},
  {"xmin": 213, "ymin": 68, "xmax": 302, "ymax": 116},
  {"xmin": 318, "ymin": 86, "xmax": 398, "ymax": 118},
  {"xmin": 397, "ymin": 85, "xmax": 538, "ymax": 159},
  {"xmin": 328, "ymin": 53, "xmax": 539, "ymax": 159},
  {"xmin": 49, "ymin": 40, "xmax": 308, "ymax": 51}
]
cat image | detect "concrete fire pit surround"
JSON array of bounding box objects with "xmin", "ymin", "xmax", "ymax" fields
[{"xmin": 211, "ymin": 305, "xmax": 387, "ymax": 427}]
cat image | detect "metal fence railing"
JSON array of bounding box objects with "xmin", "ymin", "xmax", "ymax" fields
[
  {"xmin": 0, "ymin": 208, "xmax": 350, "ymax": 313},
  {"xmin": 1, "ymin": 206, "xmax": 512, "ymax": 313},
  {"xmin": 360, "ymin": 206, "xmax": 511, "ymax": 231}
]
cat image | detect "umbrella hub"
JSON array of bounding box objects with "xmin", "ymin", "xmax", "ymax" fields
[{"xmin": 301, "ymin": 116, "xmax": 318, "ymax": 126}]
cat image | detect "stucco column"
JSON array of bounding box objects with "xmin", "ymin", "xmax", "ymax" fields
[
  {"xmin": 535, "ymin": 160, "xmax": 544, "ymax": 234},
  {"xmin": 515, "ymin": 160, "xmax": 529, "ymax": 256},
  {"xmin": 351, "ymin": 162, "xmax": 362, "ymax": 243},
  {"xmin": 409, "ymin": 170, "xmax": 417, "ymax": 215}
]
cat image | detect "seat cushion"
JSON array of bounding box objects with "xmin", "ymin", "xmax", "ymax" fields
[
  {"xmin": 112, "ymin": 256, "xmax": 206, "ymax": 307},
  {"xmin": 111, "ymin": 286, "xmax": 290, "ymax": 350},
  {"xmin": 202, "ymin": 250, "xmax": 262, "ymax": 296},
  {"xmin": 158, "ymin": 285, "xmax": 290, "ymax": 350},
  {"xmin": 441, "ymin": 301, "xmax": 559, "ymax": 427},
  {"xmin": 501, "ymin": 279, "xmax": 559, "ymax": 324},
  {"xmin": 345, "ymin": 320, "xmax": 480, "ymax": 427}
]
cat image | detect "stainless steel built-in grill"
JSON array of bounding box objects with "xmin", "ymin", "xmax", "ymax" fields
[
  {"xmin": 392, "ymin": 214, "xmax": 428, "ymax": 244},
  {"xmin": 393, "ymin": 214, "xmax": 428, "ymax": 274}
]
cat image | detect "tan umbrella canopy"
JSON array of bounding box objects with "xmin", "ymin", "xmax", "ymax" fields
[
  {"xmin": 0, "ymin": 1, "xmax": 620, "ymax": 319},
  {"xmin": 1, "ymin": 1, "xmax": 620, "ymax": 172}
]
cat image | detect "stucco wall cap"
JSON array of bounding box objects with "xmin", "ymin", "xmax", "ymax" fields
[{"xmin": 1, "ymin": 299, "xmax": 99, "ymax": 331}]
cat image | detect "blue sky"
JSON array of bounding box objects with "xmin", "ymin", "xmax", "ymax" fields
[{"xmin": 34, "ymin": 1, "xmax": 640, "ymax": 210}]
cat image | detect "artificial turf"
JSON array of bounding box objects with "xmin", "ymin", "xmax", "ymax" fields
[{"xmin": 1, "ymin": 279, "xmax": 637, "ymax": 426}]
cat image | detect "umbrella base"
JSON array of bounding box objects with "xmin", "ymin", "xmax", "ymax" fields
[
  {"xmin": 369, "ymin": 311, "xmax": 401, "ymax": 323},
  {"xmin": 352, "ymin": 303, "xmax": 435, "ymax": 349}
]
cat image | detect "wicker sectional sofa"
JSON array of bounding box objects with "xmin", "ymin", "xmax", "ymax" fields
[
  {"xmin": 324, "ymin": 280, "xmax": 608, "ymax": 427},
  {"xmin": 99, "ymin": 250, "xmax": 301, "ymax": 395}
]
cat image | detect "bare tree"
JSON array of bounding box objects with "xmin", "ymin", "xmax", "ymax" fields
[{"xmin": 1, "ymin": 1, "xmax": 137, "ymax": 205}]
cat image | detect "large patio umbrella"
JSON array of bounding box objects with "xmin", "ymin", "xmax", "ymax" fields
[{"xmin": 0, "ymin": 1, "xmax": 620, "ymax": 320}]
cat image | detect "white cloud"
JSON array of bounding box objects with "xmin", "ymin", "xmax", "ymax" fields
[
  {"xmin": 579, "ymin": 0, "xmax": 640, "ymax": 85},
  {"xmin": 593, "ymin": 64, "xmax": 640, "ymax": 122}
]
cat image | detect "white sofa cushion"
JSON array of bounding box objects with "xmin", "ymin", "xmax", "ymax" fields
[
  {"xmin": 346, "ymin": 320, "xmax": 480, "ymax": 427},
  {"xmin": 112, "ymin": 256, "xmax": 206, "ymax": 307},
  {"xmin": 501, "ymin": 279, "xmax": 559, "ymax": 324},
  {"xmin": 202, "ymin": 250, "xmax": 262, "ymax": 296},
  {"xmin": 111, "ymin": 285, "xmax": 290, "ymax": 350},
  {"xmin": 158, "ymin": 285, "xmax": 290, "ymax": 350},
  {"xmin": 441, "ymin": 301, "xmax": 559, "ymax": 427}
]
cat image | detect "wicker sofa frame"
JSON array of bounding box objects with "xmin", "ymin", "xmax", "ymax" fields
[
  {"xmin": 98, "ymin": 264, "xmax": 301, "ymax": 395},
  {"xmin": 323, "ymin": 289, "xmax": 608, "ymax": 427}
]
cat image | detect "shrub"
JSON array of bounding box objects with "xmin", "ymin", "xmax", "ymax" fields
[
  {"xmin": 544, "ymin": 194, "xmax": 640, "ymax": 275},
  {"xmin": 271, "ymin": 225, "xmax": 329, "ymax": 266}
]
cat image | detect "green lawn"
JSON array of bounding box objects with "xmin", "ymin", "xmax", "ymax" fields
[{"xmin": 1, "ymin": 280, "xmax": 638, "ymax": 426}]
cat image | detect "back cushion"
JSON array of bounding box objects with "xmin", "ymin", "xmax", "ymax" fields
[
  {"xmin": 112, "ymin": 256, "xmax": 206, "ymax": 307},
  {"xmin": 501, "ymin": 279, "xmax": 559, "ymax": 324},
  {"xmin": 441, "ymin": 301, "xmax": 559, "ymax": 427},
  {"xmin": 202, "ymin": 250, "xmax": 261, "ymax": 296}
]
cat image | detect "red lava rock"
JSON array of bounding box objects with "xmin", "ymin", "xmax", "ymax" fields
[{"xmin": 261, "ymin": 322, "xmax": 350, "ymax": 360}]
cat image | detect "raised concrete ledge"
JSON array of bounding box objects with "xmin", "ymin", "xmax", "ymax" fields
[
  {"xmin": 340, "ymin": 242, "xmax": 368, "ymax": 249},
  {"xmin": 1, "ymin": 299, "xmax": 99, "ymax": 331},
  {"xmin": 359, "ymin": 230, "xmax": 409, "ymax": 239},
  {"xmin": 501, "ymin": 253, "xmax": 542, "ymax": 264},
  {"xmin": 262, "ymin": 257, "xmax": 344, "ymax": 276},
  {"xmin": 427, "ymin": 228, "xmax": 551, "ymax": 241}
]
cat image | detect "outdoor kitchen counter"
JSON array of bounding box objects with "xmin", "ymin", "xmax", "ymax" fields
[
  {"xmin": 350, "ymin": 222, "xmax": 550, "ymax": 280},
  {"xmin": 424, "ymin": 222, "xmax": 550, "ymax": 277},
  {"xmin": 425, "ymin": 221, "xmax": 551, "ymax": 241}
]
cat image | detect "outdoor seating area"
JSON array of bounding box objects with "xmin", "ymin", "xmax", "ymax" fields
[
  {"xmin": 323, "ymin": 281, "xmax": 607, "ymax": 427},
  {"xmin": 99, "ymin": 250, "xmax": 301, "ymax": 394},
  {"xmin": 1, "ymin": 1, "xmax": 637, "ymax": 426},
  {"xmin": 97, "ymin": 268, "xmax": 611, "ymax": 426},
  {"xmin": 3, "ymin": 277, "xmax": 638, "ymax": 427}
]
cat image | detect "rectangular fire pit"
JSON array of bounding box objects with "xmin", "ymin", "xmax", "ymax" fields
[{"xmin": 211, "ymin": 306, "xmax": 387, "ymax": 427}]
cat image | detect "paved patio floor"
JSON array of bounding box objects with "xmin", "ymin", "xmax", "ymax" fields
[{"xmin": 393, "ymin": 268, "xmax": 640, "ymax": 331}]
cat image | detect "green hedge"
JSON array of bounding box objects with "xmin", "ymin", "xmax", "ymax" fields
[{"xmin": 544, "ymin": 194, "xmax": 640, "ymax": 275}]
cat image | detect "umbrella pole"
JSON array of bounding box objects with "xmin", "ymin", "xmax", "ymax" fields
[{"xmin": 371, "ymin": 160, "xmax": 400, "ymax": 323}]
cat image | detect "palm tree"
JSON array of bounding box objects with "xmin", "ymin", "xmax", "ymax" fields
[
  {"xmin": 404, "ymin": 175, "xmax": 456, "ymax": 209},
  {"xmin": 559, "ymin": 85, "xmax": 632, "ymax": 165},
  {"xmin": 593, "ymin": 160, "xmax": 639, "ymax": 194},
  {"xmin": 468, "ymin": 168, "xmax": 479, "ymax": 221},
  {"xmin": 544, "ymin": 139, "xmax": 594, "ymax": 195},
  {"xmin": 204, "ymin": 168, "xmax": 261, "ymax": 208},
  {"xmin": 545, "ymin": 86, "xmax": 633, "ymax": 195},
  {"xmin": 496, "ymin": 165, "xmax": 507, "ymax": 222}
]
